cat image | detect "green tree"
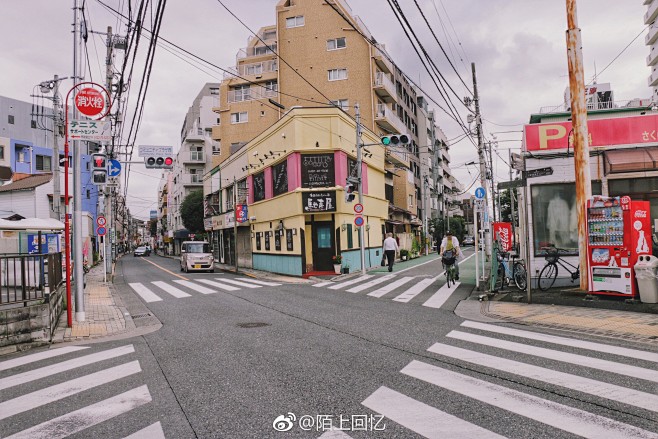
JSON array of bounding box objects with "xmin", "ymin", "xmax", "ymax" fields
[
  {"xmin": 180, "ymin": 190, "xmax": 205, "ymax": 234},
  {"xmin": 148, "ymin": 219, "xmax": 157, "ymax": 236}
]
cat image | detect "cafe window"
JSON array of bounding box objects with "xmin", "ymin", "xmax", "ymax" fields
[
  {"xmin": 272, "ymin": 160, "xmax": 288, "ymax": 197},
  {"xmin": 531, "ymin": 181, "xmax": 601, "ymax": 256},
  {"xmin": 253, "ymin": 171, "xmax": 266, "ymax": 202}
]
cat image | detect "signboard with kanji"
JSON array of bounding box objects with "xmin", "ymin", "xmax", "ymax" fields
[
  {"xmin": 137, "ymin": 145, "xmax": 174, "ymax": 157},
  {"xmin": 236, "ymin": 204, "xmax": 248, "ymax": 223},
  {"xmin": 75, "ymin": 87, "xmax": 105, "ymax": 117},
  {"xmin": 302, "ymin": 191, "xmax": 337, "ymax": 213},
  {"xmin": 68, "ymin": 119, "xmax": 112, "ymax": 141}
]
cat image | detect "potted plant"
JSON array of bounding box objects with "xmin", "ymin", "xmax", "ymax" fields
[
  {"xmin": 332, "ymin": 254, "xmax": 342, "ymax": 274},
  {"xmin": 400, "ymin": 249, "xmax": 409, "ymax": 261}
]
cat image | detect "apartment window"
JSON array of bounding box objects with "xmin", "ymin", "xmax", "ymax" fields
[
  {"xmin": 331, "ymin": 99, "xmax": 349, "ymax": 110},
  {"xmin": 35, "ymin": 155, "xmax": 51, "ymax": 171},
  {"xmin": 226, "ymin": 186, "xmax": 234, "ymax": 211},
  {"xmin": 232, "ymin": 85, "xmax": 251, "ymax": 102},
  {"xmin": 0, "ymin": 145, "xmax": 4, "ymax": 159},
  {"xmin": 286, "ymin": 15, "xmax": 305, "ymax": 28},
  {"xmin": 86, "ymin": 189, "xmax": 90, "ymax": 199},
  {"xmin": 210, "ymin": 87, "xmax": 219, "ymax": 95},
  {"xmin": 231, "ymin": 112, "xmax": 248, "ymax": 124},
  {"xmin": 327, "ymin": 37, "xmax": 346, "ymax": 51},
  {"xmin": 253, "ymin": 45, "xmax": 274, "ymax": 56},
  {"xmin": 263, "ymin": 30, "xmax": 276, "ymax": 40},
  {"xmin": 409, "ymin": 194, "xmax": 413, "ymax": 207},
  {"xmin": 190, "ymin": 168, "xmax": 202, "ymax": 183},
  {"xmin": 31, "ymin": 120, "xmax": 37, "ymax": 129},
  {"xmin": 16, "ymin": 151, "xmax": 26, "ymax": 163},
  {"xmin": 8, "ymin": 115, "xmax": 14, "ymax": 124},
  {"xmin": 328, "ymin": 69, "xmax": 347, "ymax": 81},
  {"xmin": 264, "ymin": 80, "xmax": 278, "ymax": 91},
  {"xmin": 191, "ymin": 146, "xmax": 203, "ymax": 161},
  {"xmin": 245, "ymin": 64, "xmax": 263, "ymax": 75}
]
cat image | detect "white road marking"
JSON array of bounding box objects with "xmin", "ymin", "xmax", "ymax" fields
[
  {"xmin": 362, "ymin": 386, "xmax": 505, "ymax": 439},
  {"xmin": 173, "ymin": 280, "xmax": 219, "ymax": 294},
  {"xmin": 447, "ymin": 330, "xmax": 658, "ymax": 383},
  {"xmin": 196, "ymin": 278, "xmax": 241, "ymax": 291},
  {"xmin": 122, "ymin": 422, "xmax": 166, "ymax": 439},
  {"xmin": 128, "ymin": 283, "xmax": 162, "ymax": 303},
  {"xmin": 0, "ymin": 346, "xmax": 89, "ymax": 372},
  {"xmin": 327, "ymin": 275, "xmax": 374, "ymax": 290},
  {"xmin": 0, "ymin": 361, "xmax": 142, "ymax": 420},
  {"xmin": 237, "ymin": 278, "xmax": 282, "ymax": 286},
  {"xmin": 313, "ymin": 281, "xmax": 335, "ymax": 287},
  {"xmin": 367, "ymin": 276, "xmax": 415, "ymax": 298},
  {"xmin": 151, "ymin": 281, "xmax": 191, "ymax": 298},
  {"xmin": 427, "ymin": 343, "xmax": 658, "ymax": 413},
  {"xmin": 461, "ymin": 320, "xmax": 658, "ymax": 363},
  {"xmin": 0, "ymin": 345, "xmax": 135, "ymax": 391},
  {"xmin": 216, "ymin": 278, "xmax": 262, "ymax": 288},
  {"xmin": 6, "ymin": 385, "xmax": 152, "ymax": 439},
  {"xmin": 394, "ymin": 255, "xmax": 442, "ymax": 274},
  {"xmin": 347, "ymin": 274, "xmax": 396, "ymax": 293},
  {"xmin": 392, "ymin": 277, "xmax": 435, "ymax": 303},
  {"xmin": 401, "ymin": 360, "xmax": 658, "ymax": 439},
  {"xmin": 422, "ymin": 281, "xmax": 461, "ymax": 309}
]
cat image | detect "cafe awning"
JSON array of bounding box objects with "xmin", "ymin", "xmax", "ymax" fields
[{"xmin": 604, "ymin": 147, "xmax": 658, "ymax": 174}]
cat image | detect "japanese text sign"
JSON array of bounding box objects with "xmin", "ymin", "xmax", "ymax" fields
[
  {"xmin": 68, "ymin": 119, "xmax": 111, "ymax": 141},
  {"xmin": 302, "ymin": 191, "xmax": 337, "ymax": 213},
  {"xmin": 75, "ymin": 87, "xmax": 105, "ymax": 117},
  {"xmin": 493, "ymin": 222, "xmax": 513, "ymax": 252}
]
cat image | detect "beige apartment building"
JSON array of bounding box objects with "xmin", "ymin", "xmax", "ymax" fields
[{"xmin": 209, "ymin": 0, "xmax": 457, "ymax": 251}]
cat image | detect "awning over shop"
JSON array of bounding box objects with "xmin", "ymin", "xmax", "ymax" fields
[{"xmin": 604, "ymin": 147, "xmax": 658, "ymax": 174}]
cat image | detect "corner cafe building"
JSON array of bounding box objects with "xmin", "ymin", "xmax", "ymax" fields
[{"xmin": 521, "ymin": 106, "xmax": 658, "ymax": 285}]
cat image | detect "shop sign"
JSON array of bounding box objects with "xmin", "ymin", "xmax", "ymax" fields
[
  {"xmin": 524, "ymin": 114, "xmax": 658, "ymax": 151},
  {"xmin": 302, "ymin": 191, "xmax": 337, "ymax": 213},
  {"xmin": 211, "ymin": 215, "xmax": 223, "ymax": 229},
  {"xmin": 492, "ymin": 222, "xmax": 513, "ymax": 252},
  {"xmin": 236, "ymin": 204, "xmax": 248, "ymax": 223},
  {"xmin": 301, "ymin": 153, "xmax": 335, "ymax": 188},
  {"xmin": 225, "ymin": 211, "xmax": 235, "ymax": 227},
  {"xmin": 204, "ymin": 217, "xmax": 213, "ymax": 231}
]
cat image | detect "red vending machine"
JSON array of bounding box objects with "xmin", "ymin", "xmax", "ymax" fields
[{"xmin": 586, "ymin": 195, "xmax": 652, "ymax": 297}]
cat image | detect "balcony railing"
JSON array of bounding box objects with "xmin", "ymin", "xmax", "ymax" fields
[
  {"xmin": 227, "ymin": 85, "xmax": 277, "ymax": 103},
  {"xmin": 223, "ymin": 60, "xmax": 278, "ymax": 79},
  {"xmin": 236, "ymin": 44, "xmax": 277, "ymax": 60},
  {"xmin": 538, "ymin": 98, "xmax": 654, "ymax": 114},
  {"xmin": 374, "ymin": 71, "xmax": 396, "ymax": 102},
  {"xmin": 182, "ymin": 174, "xmax": 203, "ymax": 186},
  {"xmin": 646, "ymin": 0, "xmax": 658, "ymax": 25},
  {"xmin": 376, "ymin": 103, "xmax": 407, "ymax": 135}
]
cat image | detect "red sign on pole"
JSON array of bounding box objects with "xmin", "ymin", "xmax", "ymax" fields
[
  {"xmin": 492, "ymin": 222, "xmax": 513, "ymax": 252},
  {"xmin": 75, "ymin": 87, "xmax": 105, "ymax": 117}
]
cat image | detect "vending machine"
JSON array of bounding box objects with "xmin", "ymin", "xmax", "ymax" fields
[{"xmin": 586, "ymin": 195, "xmax": 652, "ymax": 297}]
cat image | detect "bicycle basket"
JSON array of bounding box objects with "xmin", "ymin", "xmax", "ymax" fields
[
  {"xmin": 442, "ymin": 250, "xmax": 456, "ymax": 266},
  {"xmin": 544, "ymin": 248, "xmax": 558, "ymax": 263}
]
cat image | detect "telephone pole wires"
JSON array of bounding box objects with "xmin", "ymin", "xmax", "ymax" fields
[
  {"xmin": 355, "ymin": 103, "xmax": 366, "ymax": 276},
  {"xmin": 471, "ymin": 62, "xmax": 491, "ymax": 258}
]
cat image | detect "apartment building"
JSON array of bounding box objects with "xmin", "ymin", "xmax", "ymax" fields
[{"xmin": 646, "ymin": 0, "xmax": 658, "ymax": 100}]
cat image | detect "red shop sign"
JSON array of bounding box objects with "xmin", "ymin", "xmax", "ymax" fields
[{"xmin": 493, "ymin": 222, "xmax": 513, "ymax": 252}]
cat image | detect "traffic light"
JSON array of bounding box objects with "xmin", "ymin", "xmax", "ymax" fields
[
  {"xmin": 92, "ymin": 153, "xmax": 107, "ymax": 185},
  {"xmin": 144, "ymin": 156, "xmax": 174, "ymax": 169},
  {"xmin": 92, "ymin": 171, "xmax": 107, "ymax": 184},
  {"xmin": 381, "ymin": 134, "xmax": 410, "ymax": 146},
  {"xmin": 345, "ymin": 182, "xmax": 356, "ymax": 203}
]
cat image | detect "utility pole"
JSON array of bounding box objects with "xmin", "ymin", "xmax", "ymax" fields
[
  {"xmin": 566, "ymin": 0, "xmax": 592, "ymax": 291},
  {"xmin": 355, "ymin": 103, "xmax": 366, "ymax": 275},
  {"xmin": 508, "ymin": 149, "xmax": 516, "ymax": 241},
  {"xmin": 488, "ymin": 141, "xmax": 496, "ymax": 222},
  {"xmin": 233, "ymin": 176, "xmax": 239, "ymax": 273},
  {"xmin": 422, "ymin": 176, "xmax": 429, "ymax": 255},
  {"xmin": 104, "ymin": 26, "xmax": 113, "ymax": 276},
  {"xmin": 472, "ymin": 62, "xmax": 490, "ymax": 258},
  {"xmin": 51, "ymin": 75, "xmax": 63, "ymax": 222}
]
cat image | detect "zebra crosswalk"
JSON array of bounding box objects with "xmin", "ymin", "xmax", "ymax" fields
[
  {"xmin": 353, "ymin": 320, "xmax": 658, "ymax": 439},
  {"xmin": 0, "ymin": 344, "xmax": 165, "ymax": 439},
  {"xmin": 313, "ymin": 273, "xmax": 461, "ymax": 309},
  {"xmin": 128, "ymin": 277, "xmax": 282, "ymax": 303}
]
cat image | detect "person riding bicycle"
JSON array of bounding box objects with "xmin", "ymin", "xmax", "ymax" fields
[{"xmin": 440, "ymin": 230, "xmax": 461, "ymax": 280}]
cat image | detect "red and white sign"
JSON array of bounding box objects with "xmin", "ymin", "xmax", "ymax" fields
[
  {"xmin": 96, "ymin": 216, "xmax": 106, "ymax": 227},
  {"xmin": 354, "ymin": 215, "xmax": 365, "ymax": 227},
  {"xmin": 353, "ymin": 203, "xmax": 364, "ymax": 214},
  {"xmin": 75, "ymin": 87, "xmax": 105, "ymax": 117},
  {"xmin": 524, "ymin": 114, "xmax": 658, "ymax": 152},
  {"xmin": 492, "ymin": 222, "xmax": 513, "ymax": 252}
]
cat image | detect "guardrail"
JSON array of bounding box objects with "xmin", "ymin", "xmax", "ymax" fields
[{"xmin": 0, "ymin": 253, "xmax": 63, "ymax": 305}]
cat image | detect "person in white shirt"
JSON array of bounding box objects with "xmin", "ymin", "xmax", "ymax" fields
[
  {"xmin": 382, "ymin": 232, "xmax": 399, "ymax": 272},
  {"xmin": 440, "ymin": 230, "xmax": 461, "ymax": 280}
]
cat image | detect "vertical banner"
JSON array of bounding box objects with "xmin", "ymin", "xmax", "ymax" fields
[{"xmin": 492, "ymin": 222, "xmax": 513, "ymax": 252}]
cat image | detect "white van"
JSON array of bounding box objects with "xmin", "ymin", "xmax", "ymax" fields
[{"xmin": 180, "ymin": 241, "xmax": 214, "ymax": 272}]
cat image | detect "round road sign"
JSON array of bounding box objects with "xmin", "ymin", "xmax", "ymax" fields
[
  {"xmin": 475, "ymin": 187, "xmax": 486, "ymax": 199},
  {"xmin": 353, "ymin": 203, "xmax": 364, "ymax": 214},
  {"xmin": 75, "ymin": 87, "xmax": 105, "ymax": 117},
  {"xmin": 97, "ymin": 216, "xmax": 107, "ymax": 227},
  {"xmin": 354, "ymin": 216, "xmax": 365, "ymax": 227},
  {"xmin": 97, "ymin": 226, "xmax": 106, "ymax": 236}
]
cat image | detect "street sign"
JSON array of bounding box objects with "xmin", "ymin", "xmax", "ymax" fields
[
  {"xmin": 97, "ymin": 226, "xmax": 106, "ymax": 236},
  {"xmin": 524, "ymin": 166, "xmax": 553, "ymax": 179},
  {"xmin": 108, "ymin": 159, "xmax": 122, "ymax": 177},
  {"xmin": 75, "ymin": 87, "xmax": 105, "ymax": 117},
  {"xmin": 138, "ymin": 145, "xmax": 174, "ymax": 157},
  {"xmin": 106, "ymin": 176, "xmax": 119, "ymax": 187},
  {"xmin": 473, "ymin": 198, "xmax": 485, "ymax": 212},
  {"xmin": 68, "ymin": 119, "xmax": 112, "ymax": 141},
  {"xmin": 236, "ymin": 204, "xmax": 248, "ymax": 223},
  {"xmin": 97, "ymin": 216, "xmax": 107, "ymax": 227},
  {"xmin": 354, "ymin": 215, "xmax": 365, "ymax": 227},
  {"xmin": 353, "ymin": 203, "xmax": 364, "ymax": 214},
  {"xmin": 497, "ymin": 179, "xmax": 526, "ymax": 190},
  {"xmin": 475, "ymin": 187, "xmax": 486, "ymax": 199}
]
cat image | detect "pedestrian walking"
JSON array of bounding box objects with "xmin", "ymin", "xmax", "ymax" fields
[{"xmin": 383, "ymin": 232, "xmax": 399, "ymax": 272}]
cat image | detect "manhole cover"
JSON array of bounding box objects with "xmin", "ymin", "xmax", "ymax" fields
[
  {"xmin": 131, "ymin": 313, "xmax": 152, "ymax": 319},
  {"xmin": 236, "ymin": 322, "xmax": 270, "ymax": 328}
]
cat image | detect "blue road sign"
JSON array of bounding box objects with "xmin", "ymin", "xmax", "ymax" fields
[
  {"xmin": 108, "ymin": 159, "xmax": 122, "ymax": 177},
  {"xmin": 97, "ymin": 226, "xmax": 106, "ymax": 236},
  {"xmin": 354, "ymin": 216, "xmax": 365, "ymax": 227},
  {"xmin": 475, "ymin": 187, "xmax": 486, "ymax": 199}
]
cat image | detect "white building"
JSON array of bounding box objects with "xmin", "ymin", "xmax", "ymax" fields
[{"xmin": 646, "ymin": 0, "xmax": 658, "ymax": 99}]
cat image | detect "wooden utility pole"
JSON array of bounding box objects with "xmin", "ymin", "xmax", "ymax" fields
[{"xmin": 566, "ymin": 0, "xmax": 592, "ymax": 290}]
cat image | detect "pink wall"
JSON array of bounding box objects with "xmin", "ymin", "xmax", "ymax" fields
[
  {"xmin": 264, "ymin": 167, "xmax": 273, "ymax": 199},
  {"xmin": 287, "ymin": 153, "xmax": 301, "ymax": 191},
  {"xmin": 334, "ymin": 151, "xmax": 347, "ymax": 186},
  {"xmin": 360, "ymin": 162, "xmax": 368, "ymax": 194}
]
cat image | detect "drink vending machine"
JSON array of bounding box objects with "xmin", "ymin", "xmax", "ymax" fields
[{"xmin": 586, "ymin": 195, "xmax": 652, "ymax": 297}]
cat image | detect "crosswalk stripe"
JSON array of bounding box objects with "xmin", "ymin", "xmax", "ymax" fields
[
  {"xmin": 0, "ymin": 345, "xmax": 135, "ymax": 391},
  {"xmin": 0, "ymin": 361, "xmax": 142, "ymax": 421},
  {"xmin": 6, "ymin": 385, "xmax": 152, "ymax": 439},
  {"xmin": 362, "ymin": 386, "xmax": 505, "ymax": 439},
  {"xmin": 447, "ymin": 330, "xmax": 658, "ymax": 383},
  {"xmin": 195, "ymin": 278, "xmax": 240, "ymax": 291},
  {"xmin": 151, "ymin": 281, "xmax": 191, "ymax": 298},
  {"xmin": 367, "ymin": 276, "xmax": 414, "ymax": 298},
  {"xmin": 392, "ymin": 277, "xmax": 435, "ymax": 303},
  {"xmin": 128, "ymin": 283, "xmax": 162, "ymax": 303},
  {"xmin": 237, "ymin": 277, "xmax": 282, "ymax": 286},
  {"xmin": 422, "ymin": 281, "xmax": 461, "ymax": 309},
  {"xmin": 461, "ymin": 320, "xmax": 658, "ymax": 363},
  {"xmin": 313, "ymin": 281, "xmax": 335, "ymax": 287},
  {"xmin": 427, "ymin": 343, "xmax": 658, "ymax": 413},
  {"xmin": 216, "ymin": 278, "xmax": 262, "ymax": 288},
  {"xmin": 0, "ymin": 346, "xmax": 89, "ymax": 372},
  {"xmin": 122, "ymin": 422, "xmax": 165, "ymax": 439},
  {"xmin": 328, "ymin": 275, "xmax": 374, "ymax": 290},
  {"xmin": 173, "ymin": 280, "xmax": 219, "ymax": 294},
  {"xmin": 401, "ymin": 360, "xmax": 657, "ymax": 439},
  {"xmin": 346, "ymin": 274, "xmax": 395, "ymax": 293}
]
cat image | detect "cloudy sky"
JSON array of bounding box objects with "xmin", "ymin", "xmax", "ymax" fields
[{"xmin": 0, "ymin": 0, "xmax": 651, "ymax": 219}]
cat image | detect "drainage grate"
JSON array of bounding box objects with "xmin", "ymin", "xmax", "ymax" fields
[
  {"xmin": 131, "ymin": 313, "xmax": 152, "ymax": 319},
  {"xmin": 236, "ymin": 322, "xmax": 270, "ymax": 328}
]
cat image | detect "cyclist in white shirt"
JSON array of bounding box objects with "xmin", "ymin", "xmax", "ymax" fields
[{"xmin": 440, "ymin": 230, "xmax": 461, "ymax": 280}]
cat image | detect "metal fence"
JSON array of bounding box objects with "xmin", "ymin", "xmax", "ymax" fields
[{"xmin": 0, "ymin": 252, "xmax": 63, "ymax": 305}]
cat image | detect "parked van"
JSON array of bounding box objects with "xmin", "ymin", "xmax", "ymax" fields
[{"xmin": 180, "ymin": 241, "xmax": 214, "ymax": 273}]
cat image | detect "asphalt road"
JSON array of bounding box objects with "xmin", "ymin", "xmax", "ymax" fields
[{"xmin": 2, "ymin": 250, "xmax": 658, "ymax": 438}]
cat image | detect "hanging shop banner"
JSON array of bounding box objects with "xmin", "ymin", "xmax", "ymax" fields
[
  {"xmin": 286, "ymin": 229, "xmax": 294, "ymax": 251},
  {"xmin": 492, "ymin": 222, "xmax": 513, "ymax": 252},
  {"xmin": 301, "ymin": 153, "xmax": 334, "ymax": 188},
  {"xmin": 253, "ymin": 172, "xmax": 265, "ymax": 202},
  {"xmin": 236, "ymin": 204, "xmax": 249, "ymax": 223},
  {"xmin": 272, "ymin": 160, "xmax": 288, "ymax": 196},
  {"xmin": 302, "ymin": 191, "xmax": 337, "ymax": 213}
]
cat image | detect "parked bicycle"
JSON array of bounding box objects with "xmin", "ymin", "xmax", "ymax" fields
[
  {"xmin": 538, "ymin": 246, "xmax": 580, "ymax": 291},
  {"xmin": 494, "ymin": 250, "xmax": 527, "ymax": 291},
  {"xmin": 442, "ymin": 250, "xmax": 458, "ymax": 288}
]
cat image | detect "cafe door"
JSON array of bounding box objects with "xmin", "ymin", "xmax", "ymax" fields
[{"xmin": 312, "ymin": 222, "xmax": 334, "ymax": 271}]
